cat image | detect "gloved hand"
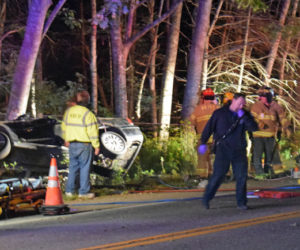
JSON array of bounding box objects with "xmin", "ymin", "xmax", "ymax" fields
[
  {"xmin": 237, "ymin": 109, "xmax": 245, "ymax": 118},
  {"xmin": 198, "ymin": 144, "xmax": 207, "ymax": 155}
]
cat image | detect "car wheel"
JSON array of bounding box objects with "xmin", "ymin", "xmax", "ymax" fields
[
  {"xmin": 100, "ymin": 128, "xmax": 127, "ymax": 156},
  {"xmin": 0, "ymin": 131, "xmax": 11, "ymax": 160}
]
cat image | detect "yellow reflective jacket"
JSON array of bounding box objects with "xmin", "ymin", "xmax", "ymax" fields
[
  {"xmin": 250, "ymin": 100, "xmax": 289, "ymax": 138},
  {"xmin": 61, "ymin": 105, "xmax": 100, "ymax": 148}
]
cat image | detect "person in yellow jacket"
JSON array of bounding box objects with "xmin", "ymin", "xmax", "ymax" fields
[
  {"xmin": 250, "ymin": 86, "xmax": 290, "ymax": 179},
  {"xmin": 189, "ymin": 88, "xmax": 219, "ymax": 179},
  {"xmin": 61, "ymin": 90, "xmax": 100, "ymax": 198}
]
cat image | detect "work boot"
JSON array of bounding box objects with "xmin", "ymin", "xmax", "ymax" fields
[
  {"xmin": 254, "ymin": 173, "xmax": 268, "ymax": 180},
  {"xmin": 264, "ymin": 166, "xmax": 275, "ymax": 179},
  {"xmin": 237, "ymin": 205, "xmax": 248, "ymax": 210},
  {"xmin": 65, "ymin": 192, "xmax": 75, "ymax": 198},
  {"xmin": 78, "ymin": 193, "xmax": 95, "ymax": 199},
  {"xmin": 197, "ymin": 179, "xmax": 208, "ymax": 188},
  {"xmin": 202, "ymin": 199, "xmax": 210, "ymax": 209}
]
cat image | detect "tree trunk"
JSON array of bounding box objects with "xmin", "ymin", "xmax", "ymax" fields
[
  {"xmin": 97, "ymin": 75, "xmax": 109, "ymax": 109},
  {"xmin": 237, "ymin": 8, "xmax": 251, "ymax": 93},
  {"xmin": 149, "ymin": 52, "xmax": 158, "ymax": 137},
  {"xmin": 125, "ymin": 0, "xmax": 136, "ymax": 119},
  {"xmin": 80, "ymin": 0, "xmax": 88, "ymax": 84},
  {"xmin": 42, "ymin": 0, "xmax": 67, "ymax": 37},
  {"xmin": 90, "ymin": 0, "xmax": 98, "ymax": 114},
  {"xmin": 110, "ymin": 17, "xmax": 128, "ymax": 118},
  {"xmin": 6, "ymin": 0, "xmax": 52, "ymax": 120},
  {"xmin": 108, "ymin": 0, "xmax": 183, "ymax": 118},
  {"xmin": 202, "ymin": 0, "xmax": 224, "ymax": 90},
  {"xmin": 127, "ymin": 54, "xmax": 135, "ymax": 119},
  {"xmin": 136, "ymin": 0, "xmax": 163, "ymax": 136},
  {"xmin": 265, "ymin": 0, "xmax": 290, "ymax": 85},
  {"xmin": 150, "ymin": 0, "xmax": 164, "ymax": 137},
  {"xmin": 159, "ymin": 1, "xmax": 182, "ymax": 141},
  {"xmin": 0, "ymin": 0, "xmax": 6, "ymax": 72},
  {"xmin": 182, "ymin": 0, "xmax": 212, "ymax": 120},
  {"xmin": 0, "ymin": 0, "xmax": 5, "ymax": 35},
  {"xmin": 32, "ymin": 48, "xmax": 43, "ymax": 118},
  {"xmin": 279, "ymin": 0, "xmax": 299, "ymax": 88},
  {"xmin": 135, "ymin": 56, "xmax": 150, "ymax": 120},
  {"xmin": 108, "ymin": 38, "xmax": 114, "ymax": 110}
]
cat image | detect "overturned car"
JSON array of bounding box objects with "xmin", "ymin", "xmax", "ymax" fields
[{"xmin": 0, "ymin": 116, "xmax": 143, "ymax": 177}]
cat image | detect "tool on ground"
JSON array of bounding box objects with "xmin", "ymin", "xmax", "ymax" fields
[{"xmin": 0, "ymin": 177, "xmax": 45, "ymax": 218}]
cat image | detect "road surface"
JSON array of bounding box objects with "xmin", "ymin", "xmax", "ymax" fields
[{"xmin": 1, "ymin": 182, "xmax": 300, "ymax": 250}]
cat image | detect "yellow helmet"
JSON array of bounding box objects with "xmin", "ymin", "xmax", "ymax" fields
[{"xmin": 223, "ymin": 92, "xmax": 234, "ymax": 104}]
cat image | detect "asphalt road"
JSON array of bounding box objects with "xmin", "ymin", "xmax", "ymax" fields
[{"xmin": 1, "ymin": 184, "xmax": 300, "ymax": 250}]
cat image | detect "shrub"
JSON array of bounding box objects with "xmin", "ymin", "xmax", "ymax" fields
[
  {"xmin": 279, "ymin": 130, "xmax": 300, "ymax": 161},
  {"xmin": 129, "ymin": 126, "xmax": 198, "ymax": 178}
]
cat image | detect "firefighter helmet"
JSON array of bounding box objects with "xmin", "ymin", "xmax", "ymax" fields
[
  {"xmin": 258, "ymin": 86, "xmax": 274, "ymax": 103},
  {"xmin": 258, "ymin": 86, "xmax": 276, "ymax": 96},
  {"xmin": 223, "ymin": 92, "xmax": 234, "ymax": 104},
  {"xmin": 201, "ymin": 88, "xmax": 215, "ymax": 100}
]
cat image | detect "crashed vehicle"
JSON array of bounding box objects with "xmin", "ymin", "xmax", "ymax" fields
[{"xmin": 0, "ymin": 116, "xmax": 144, "ymax": 177}]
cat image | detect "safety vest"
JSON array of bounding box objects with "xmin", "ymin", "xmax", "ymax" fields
[
  {"xmin": 61, "ymin": 105, "xmax": 100, "ymax": 148},
  {"xmin": 250, "ymin": 100, "xmax": 289, "ymax": 138}
]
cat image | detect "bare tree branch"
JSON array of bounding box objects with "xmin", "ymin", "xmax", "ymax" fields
[
  {"xmin": 124, "ymin": 0, "xmax": 183, "ymax": 50},
  {"xmin": 42, "ymin": 0, "xmax": 67, "ymax": 37}
]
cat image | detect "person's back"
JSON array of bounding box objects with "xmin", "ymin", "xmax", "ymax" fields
[
  {"xmin": 189, "ymin": 88, "xmax": 219, "ymax": 135},
  {"xmin": 62, "ymin": 90, "xmax": 99, "ymax": 199},
  {"xmin": 190, "ymin": 101, "xmax": 219, "ymax": 135},
  {"xmin": 63, "ymin": 104, "xmax": 99, "ymax": 148}
]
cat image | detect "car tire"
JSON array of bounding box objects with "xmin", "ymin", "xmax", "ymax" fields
[
  {"xmin": 0, "ymin": 131, "xmax": 12, "ymax": 160},
  {"xmin": 100, "ymin": 127, "xmax": 127, "ymax": 157}
]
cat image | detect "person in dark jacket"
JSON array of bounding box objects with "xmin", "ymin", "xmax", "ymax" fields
[{"xmin": 198, "ymin": 93, "xmax": 258, "ymax": 210}]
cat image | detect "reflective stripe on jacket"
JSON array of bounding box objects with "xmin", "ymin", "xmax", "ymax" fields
[
  {"xmin": 61, "ymin": 105, "xmax": 100, "ymax": 148},
  {"xmin": 189, "ymin": 103, "xmax": 219, "ymax": 134},
  {"xmin": 250, "ymin": 101, "xmax": 289, "ymax": 138}
]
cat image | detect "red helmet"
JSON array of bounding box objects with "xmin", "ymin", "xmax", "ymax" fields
[{"xmin": 201, "ymin": 88, "xmax": 215, "ymax": 100}]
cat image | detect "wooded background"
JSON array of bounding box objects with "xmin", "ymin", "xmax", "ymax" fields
[{"xmin": 0, "ymin": 0, "xmax": 300, "ymax": 140}]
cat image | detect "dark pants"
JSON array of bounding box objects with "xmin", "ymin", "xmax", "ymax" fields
[
  {"xmin": 252, "ymin": 137, "xmax": 277, "ymax": 175},
  {"xmin": 203, "ymin": 144, "xmax": 248, "ymax": 207}
]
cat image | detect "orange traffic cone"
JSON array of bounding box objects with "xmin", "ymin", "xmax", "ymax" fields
[{"xmin": 41, "ymin": 157, "xmax": 69, "ymax": 215}]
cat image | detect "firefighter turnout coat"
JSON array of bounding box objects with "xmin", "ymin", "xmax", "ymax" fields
[
  {"xmin": 61, "ymin": 105, "xmax": 100, "ymax": 149},
  {"xmin": 189, "ymin": 101, "xmax": 219, "ymax": 178},
  {"xmin": 250, "ymin": 100, "xmax": 289, "ymax": 138},
  {"xmin": 189, "ymin": 102, "xmax": 219, "ymax": 135},
  {"xmin": 250, "ymin": 100, "xmax": 290, "ymax": 175}
]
